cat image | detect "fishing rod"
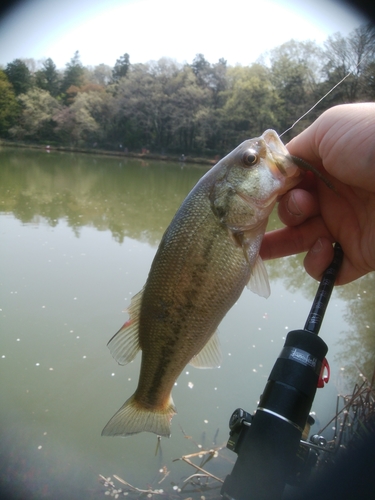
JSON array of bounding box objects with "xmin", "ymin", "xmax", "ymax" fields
[{"xmin": 221, "ymin": 242, "xmax": 344, "ymax": 500}]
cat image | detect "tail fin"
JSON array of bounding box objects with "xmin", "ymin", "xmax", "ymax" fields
[{"xmin": 101, "ymin": 394, "xmax": 176, "ymax": 438}]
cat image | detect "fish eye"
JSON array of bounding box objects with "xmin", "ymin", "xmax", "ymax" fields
[{"xmin": 242, "ymin": 150, "xmax": 258, "ymax": 167}]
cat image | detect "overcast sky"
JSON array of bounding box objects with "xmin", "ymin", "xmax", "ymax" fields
[{"xmin": 0, "ymin": 0, "xmax": 367, "ymax": 69}]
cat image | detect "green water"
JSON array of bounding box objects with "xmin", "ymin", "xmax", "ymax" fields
[{"xmin": 0, "ymin": 147, "xmax": 374, "ymax": 499}]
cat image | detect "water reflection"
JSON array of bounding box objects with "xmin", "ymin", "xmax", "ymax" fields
[
  {"xmin": 0, "ymin": 147, "xmax": 207, "ymax": 244},
  {"xmin": 270, "ymin": 255, "xmax": 375, "ymax": 388},
  {"xmin": 0, "ymin": 147, "xmax": 374, "ymax": 498},
  {"xmin": 334, "ymin": 274, "xmax": 375, "ymax": 384},
  {"xmin": 268, "ymin": 254, "xmax": 375, "ymax": 389}
]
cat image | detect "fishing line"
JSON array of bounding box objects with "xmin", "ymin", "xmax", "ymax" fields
[
  {"xmin": 279, "ymin": 72, "xmax": 353, "ymax": 137},
  {"xmin": 279, "ymin": 46, "xmax": 372, "ymax": 137}
]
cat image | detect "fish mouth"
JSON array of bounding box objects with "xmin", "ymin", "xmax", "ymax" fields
[
  {"xmin": 272, "ymin": 153, "xmax": 301, "ymax": 178},
  {"xmin": 262, "ymin": 130, "xmax": 333, "ymax": 189},
  {"xmin": 233, "ymin": 130, "xmax": 300, "ymax": 182},
  {"xmin": 261, "ymin": 130, "xmax": 300, "ymax": 180},
  {"xmin": 272, "ymin": 153, "xmax": 334, "ymax": 190}
]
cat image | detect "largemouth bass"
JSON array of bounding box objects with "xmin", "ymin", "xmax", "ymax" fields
[{"xmin": 102, "ymin": 130, "xmax": 304, "ymax": 438}]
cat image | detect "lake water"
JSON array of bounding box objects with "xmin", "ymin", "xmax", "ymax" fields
[{"xmin": 0, "ymin": 147, "xmax": 374, "ymax": 499}]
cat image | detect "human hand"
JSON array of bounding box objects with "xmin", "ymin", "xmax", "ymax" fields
[{"xmin": 260, "ymin": 103, "xmax": 375, "ymax": 285}]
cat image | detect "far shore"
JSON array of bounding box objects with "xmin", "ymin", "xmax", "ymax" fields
[{"xmin": 0, "ymin": 139, "xmax": 218, "ymax": 167}]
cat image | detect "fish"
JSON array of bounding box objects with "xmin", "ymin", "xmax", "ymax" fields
[{"xmin": 102, "ymin": 130, "xmax": 306, "ymax": 438}]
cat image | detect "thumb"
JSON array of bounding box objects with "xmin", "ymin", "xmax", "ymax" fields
[{"xmin": 303, "ymin": 238, "xmax": 334, "ymax": 281}]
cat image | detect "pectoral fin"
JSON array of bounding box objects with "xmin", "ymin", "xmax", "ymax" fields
[
  {"xmin": 247, "ymin": 255, "xmax": 271, "ymax": 298},
  {"xmin": 190, "ymin": 330, "xmax": 222, "ymax": 369},
  {"xmin": 107, "ymin": 287, "xmax": 144, "ymax": 365},
  {"xmin": 235, "ymin": 222, "xmax": 270, "ymax": 299}
]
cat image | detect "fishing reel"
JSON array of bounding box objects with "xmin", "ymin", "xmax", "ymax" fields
[
  {"xmin": 221, "ymin": 243, "xmax": 343, "ymax": 500},
  {"xmin": 226, "ymin": 408, "xmax": 253, "ymax": 455},
  {"xmin": 226, "ymin": 408, "xmax": 328, "ymax": 485}
]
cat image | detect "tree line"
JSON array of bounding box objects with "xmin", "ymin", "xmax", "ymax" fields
[{"xmin": 0, "ymin": 24, "xmax": 374, "ymax": 156}]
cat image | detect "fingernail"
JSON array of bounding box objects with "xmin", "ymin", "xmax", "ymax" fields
[
  {"xmin": 287, "ymin": 192, "xmax": 303, "ymax": 216},
  {"xmin": 311, "ymin": 238, "xmax": 323, "ymax": 253}
]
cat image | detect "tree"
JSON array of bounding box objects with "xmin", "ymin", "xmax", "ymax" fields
[
  {"xmin": 21, "ymin": 58, "xmax": 38, "ymax": 73},
  {"xmin": 112, "ymin": 53, "xmax": 130, "ymax": 82},
  {"xmin": 0, "ymin": 71, "xmax": 20, "ymax": 136},
  {"xmin": 209, "ymin": 58, "xmax": 228, "ymax": 106},
  {"xmin": 268, "ymin": 40, "xmax": 324, "ymax": 136},
  {"xmin": 108, "ymin": 60, "xmax": 210, "ymax": 152},
  {"xmin": 361, "ymin": 61, "xmax": 375, "ymax": 99},
  {"xmin": 2, "ymin": 27, "xmax": 372, "ymax": 154},
  {"xmin": 61, "ymin": 51, "xmax": 85, "ymax": 97},
  {"xmin": 168, "ymin": 65, "xmax": 209, "ymax": 151},
  {"xmin": 54, "ymin": 91, "xmax": 106, "ymax": 146},
  {"xmin": 86, "ymin": 63, "xmax": 113, "ymax": 85},
  {"xmin": 4, "ymin": 59, "xmax": 33, "ymax": 95},
  {"xmin": 9, "ymin": 88, "xmax": 61, "ymax": 141},
  {"xmin": 110, "ymin": 63, "xmax": 163, "ymax": 149},
  {"xmin": 35, "ymin": 58, "xmax": 60, "ymax": 96},
  {"xmin": 190, "ymin": 53, "xmax": 211, "ymax": 87},
  {"xmin": 64, "ymin": 82, "xmax": 105, "ymax": 105},
  {"xmin": 322, "ymin": 24, "xmax": 375, "ymax": 103},
  {"xmin": 223, "ymin": 64, "xmax": 279, "ymax": 143}
]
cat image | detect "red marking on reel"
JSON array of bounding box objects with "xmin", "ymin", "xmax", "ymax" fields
[{"xmin": 317, "ymin": 357, "xmax": 330, "ymax": 388}]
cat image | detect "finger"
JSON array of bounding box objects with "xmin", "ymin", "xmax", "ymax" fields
[
  {"xmin": 278, "ymin": 189, "xmax": 320, "ymax": 227},
  {"xmin": 260, "ymin": 216, "xmax": 333, "ymax": 261},
  {"xmin": 287, "ymin": 104, "xmax": 375, "ymax": 191},
  {"xmin": 303, "ymin": 239, "xmax": 367, "ymax": 285},
  {"xmin": 303, "ymin": 237, "xmax": 334, "ymax": 281},
  {"xmin": 286, "ymin": 124, "xmax": 321, "ymax": 167}
]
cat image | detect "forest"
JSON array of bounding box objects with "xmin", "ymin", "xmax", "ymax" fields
[{"xmin": 0, "ymin": 23, "xmax": 374, "ymax": 157}]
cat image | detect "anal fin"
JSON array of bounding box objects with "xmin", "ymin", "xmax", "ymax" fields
[
  {"xmin": 107, "ymin": 287, "xmax": 144, "ymax": 365},
  {"xmin": 190, "ymin": 330, "xmax": 222, "ymax": 369}
]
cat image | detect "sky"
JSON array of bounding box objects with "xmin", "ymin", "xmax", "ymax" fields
[{"xmin": 0, "ymin": 0, "xmax": 368, "ymax": 70}]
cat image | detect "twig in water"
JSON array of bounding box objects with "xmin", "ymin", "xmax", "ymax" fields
[
  {"xmin": 155, "ymin": 435, "xmax": 162, "ymax": 456},
  {"xmin": 178, "ymin": 457, "xmax": 223, "ymax": 484},
  {"xmin": 157, "ymin": 465, "xmax": 170, "ymax": 484},
  {"xmin": 183, "ymin": 473, "xmax": 211, "ymax": 483},
  {"xmin": 112, "ymin": 474, "xmax": 165, "ymax": 495},
  {"xmin": 176, "ymin": 445, "xmax": 223, "ymax": 461}
]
